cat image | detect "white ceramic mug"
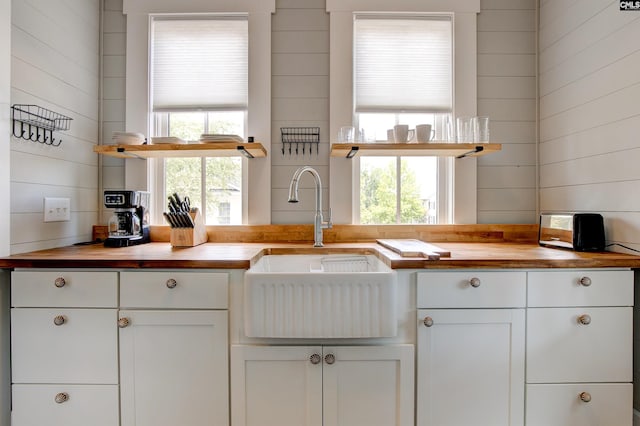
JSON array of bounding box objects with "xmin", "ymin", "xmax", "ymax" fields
[
  {"xmin": 387, "ymin": 129, "xmax": 395, "ymax": 142},
  {"xmin": 416, "ymin": 124, "xmax": 435, "ymax": 143},
  {"xmin": 393, "ymin": 125, "xmax": 415, "ymax": 143}
]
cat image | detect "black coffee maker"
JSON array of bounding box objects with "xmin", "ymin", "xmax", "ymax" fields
[{"xmin": 104, "ymin": 190, "xmax": 151, "ymax": 247}]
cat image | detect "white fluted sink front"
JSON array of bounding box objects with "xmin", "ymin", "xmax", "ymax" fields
[{"xmin": 244, "ymin": 254, "xmax": 397, "ymax": 338}]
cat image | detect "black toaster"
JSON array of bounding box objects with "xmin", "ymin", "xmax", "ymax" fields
[{"xmin": 539, "ymin": 213, "xmax": 605, "ymax": 252}]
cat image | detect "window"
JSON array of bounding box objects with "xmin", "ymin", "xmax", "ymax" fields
[
  {"xmin": 150, "ymin": 16, "xmax": 248, "ymax": 225},
  {"xmin": 354, "ymin": 14, "xmax": 453, "ymax": 224}
]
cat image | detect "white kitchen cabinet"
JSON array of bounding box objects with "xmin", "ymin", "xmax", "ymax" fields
[
  {"xmin": 119, "ymin": 310, "xmax": 228, "ymax": 426},
  {"xmin": 416, "ymin": 271, "xmax": 526, "ymax": 426},
  {"xmin": 525, "ymin": 270, "xmax": 634, "ymax": 426},
  {"xmin": 417, "ymin": 309, "xmax": 525, "ymax": 426},
  {"xmin": 10, "ymin": 270, "xmax": 119, "ymax": 426},
  {"xmin": 119, "ymin": 271, "xmax": 229, "ymax": 426},
  {"xmin": 231, "ymin": 344, "xmax": 414, "ymax": 426}
]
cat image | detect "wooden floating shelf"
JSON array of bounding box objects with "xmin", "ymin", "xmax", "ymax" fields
[
  {"xmin": 330, "ymin": 142, "xmax": 502, "ymax": 159},
  {"xmin": 94, "ymin": 142, "xmax": 267, "ymax": 159}
]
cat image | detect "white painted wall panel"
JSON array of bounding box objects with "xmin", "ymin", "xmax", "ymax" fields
[
  {"xmin": 10, "ymin": 0, "xmax": 100, "ymax": 254},
  {"xmin": 476, "ymin": 0, "xmax": 537, "ymax": 224},
  {"xmin": 0, "ymin": 0, "xmax": 11, "ymax": 260}
]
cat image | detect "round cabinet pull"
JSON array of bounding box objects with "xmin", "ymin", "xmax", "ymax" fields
[
  {"xmin": 324, "ymin": 354, "xmax": 336, "ymax": 365},
  {"xmin": 118, "ymin": 317, "xmax": 131, "ymax": 328},
  {"xmin": 423, "ymin": 316, "xmax": 434, "ymax": 327},
  {"xmin": 166, "ymin": 278, "xmax": 178, "ymax": 289},
  {"xmin": 54, "ymin": 277, "xmax": 66, "ymax": 288},
  {"xmin": 579, "ymin": 276, "xmax": 592, "ymax": 287},
  {"xmin": 55, "ymin": 392, "xmax": 69, "ymax": 404},
  {"xmin": 310, "ymin": 354, "xmax": 321, "ymax": 365},
  {"xmin": 578, "ymin": 314, "xmax": 592, "ymax": 325},
  {"xmin": 53, "ymin": 315, "xmax": 66, "ymax": 326},
  {"xmin": 579, "ymin": 392, "xmax": 592, "ymax": 403},
  {"xmin": 469, "ymin": 277, "xmax": 481, "ymax": 288}
]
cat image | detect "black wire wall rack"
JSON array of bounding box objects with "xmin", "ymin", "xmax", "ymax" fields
[
  {"xmin": 280, "ymin": 127, "xmax": 320, "ymax": 155},
  {"xmin": 11, "ymin": 104, "xmax": 73, "ymax": 147}
]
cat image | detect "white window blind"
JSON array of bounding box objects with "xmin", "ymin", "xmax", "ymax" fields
[
  {"xmin": 151, "ymin": 17, "xmax": 248, "ymax": 111},
  {"xmin": 354, "ymin": 15, "xmax": 452, "ymax": 113}
]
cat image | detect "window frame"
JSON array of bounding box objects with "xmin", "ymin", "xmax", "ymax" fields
[
  {"xmin": 121, "ymin": 0, "xmax": 274, "ymax": 225},
  {"xmin": 327, "ymin": 0, "xmax": 480, "ymax": 225}
]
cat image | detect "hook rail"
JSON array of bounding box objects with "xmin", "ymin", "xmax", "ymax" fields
[{"xmin": 11, "ymin": 104, "xmax": 72, "ymax": 147}]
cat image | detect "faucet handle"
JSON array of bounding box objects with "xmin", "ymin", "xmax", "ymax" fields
[{"xmin": 325, "ymin": 208, "xmax": 333, "ymax": 227}]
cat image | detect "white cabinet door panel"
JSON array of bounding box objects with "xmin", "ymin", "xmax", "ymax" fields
[
  {"xmin": 11, "ymin": 308, "xmax": 118, "ymax": 384},
  {"xmin": 12, "ymin": 271, "xmax": 118, "ymax": 308},
  {"xmin": 12, "ymin": 384, "xmax": 119, "ymax": 426},
  {"xmin": 120, "ymin": 271, "xmax": 228, "ymax": 309},
  {"xmin": 417, "ymin": 271, "xmax": 526, "ymax": 308},
  {"xmin": 119, "ymin": 310, "xmax": 229, "ymax": 426},
  {"xmin": 526, "ymin": 383, "xmax": 632, "ymax": 426},
  {"xmin": 527, "ymin": 270, "xmax": 633, "ymax": 307},
  {"xmin": 322, "ymin": 345, "xmax": 414, "ymax": 426},
  {"xmin": 231, "ymin": 345, "xmax": 323, "ymax": 426},
  {"xmin": 417, "ymin": 309, "xmax": 525, "ymax": 426},
  {"xmin": 527, "ymin": 307, "xmax": 632, "ymax": 383}
]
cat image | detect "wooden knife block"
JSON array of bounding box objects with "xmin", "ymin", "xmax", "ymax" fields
[{"xmin": 170, "ymin": 209, "xmax": 208, "ymax": 247}]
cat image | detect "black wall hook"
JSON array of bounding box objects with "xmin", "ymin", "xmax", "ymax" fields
[{"xmin": 10, "ymin": 104, "xmax": 72, "ymax": 147}]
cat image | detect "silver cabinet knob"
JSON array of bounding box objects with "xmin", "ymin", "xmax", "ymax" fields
[
  {"xmin": 423, "ymin": 316, "xmax": 434, "ymax": 327},
  {"xmin": 324, "ymin": 354, "xmax": 336, "ymax": 365},
  {"xmin": 469, "ymin": 277, "xmax": 481, "ymax": 288},
  {"xmin": 53, "ymin": 315, "xmax": 66, "ymax": 326},
  {"xmin": 166, "ymin": 278, "xmax": 177, "ymax": 289},
  {"xmin": 118, "ymin": 317, "xmax": 131, "ymax": 328},
  {"xmin": 310, "ymin": 354, "xmax": 321, "ymax": 365},
  {"xmin": 579, "ymin": 276, "xmax": 592, "ymax": 287},
  {"xmin": 579, "ymin": 392, "xmax": 592, "ymax": 403},
  {"xmin": 55, "ymin": 392, "xmax": 69, "ymax": 404},
  {"xmin": 578, "ymin": 314, "xmax": 591, "ymax": 325},
  {"xmin": 54, "ymin": 277, "xmax": 66, "ymax": 288}
]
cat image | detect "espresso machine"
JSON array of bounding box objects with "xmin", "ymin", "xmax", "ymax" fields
[{"xmin": 104, "ymin": 190, "xmax": 151, "ymax": 247}]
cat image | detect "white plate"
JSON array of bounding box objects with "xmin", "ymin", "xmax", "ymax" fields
[
  {"xmin": 151, "ymin": 137, "xmax": 187, "ymax": 144},
  {"xmin": 199, "ymin": 134, "xmax": 244, "ymax": 143}
]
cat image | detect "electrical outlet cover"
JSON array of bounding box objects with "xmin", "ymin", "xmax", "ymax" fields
[{"xmin": 44, "ymin": 197, "xmax": 71, "ymax": 222}]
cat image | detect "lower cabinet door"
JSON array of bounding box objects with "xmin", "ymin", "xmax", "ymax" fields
[
  {"xmin": 231, "ymin": 345, "xmax": 324, "ymax": 426},
  {"xmin": 119, "ymin": 310, "xmax": 229, "ymax": 426},
  {"xmin": 12, "ymin": 384, "xmax": 119, "ymax": 426},
  {"xmin": 526, "ymin": 383, "xmax": 632, "ymax": 426},
  {"xmin": 322, "ymin": 345, "xmax": 414, "ymax": 426},
  {"xmin": 230, "ymin": 344, "xmax": 414, "ymax": 426},
  {"xmin": 417, "ymin": 309, "xmax": 525, "ymax": 426}
]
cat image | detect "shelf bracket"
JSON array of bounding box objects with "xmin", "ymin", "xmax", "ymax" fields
[
  {"xmin": 237, "ymin": 146, "xmax": 254, "ymax": 159},
  {"xmin": 116, "ymin": 147, "xmax": 145, "ymax": 160},
  {"xmin": 345, "ymin": 146, "xmax": 359, "ymax": 159},
  {"xmin": 456, "ymin": 145, "xmax": 484, "ymax": 159}
]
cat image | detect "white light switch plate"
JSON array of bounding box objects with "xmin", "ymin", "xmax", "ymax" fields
[{"xmin": 44, "ymin": 197, "xmax": 71, "ymax": 222}]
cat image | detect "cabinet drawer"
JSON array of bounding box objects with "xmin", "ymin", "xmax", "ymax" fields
[
  {"xmin": 416, "ymin": 271, "xmax": 526, "ymax": 308},
  {"xmin": 526, "ymin": 383, "xmax": 632, "ymax": 426},
  {"xmin": 11, "ymin": 308, "xmax": 118, "ymax": 384},
  {"xmin": 12, "ymin": 384, "xmax": 119, "ymax": 426},
  {"xmin": 526, "ymin": 307, "xmax": 632, "ymax": 383},
  {"xmin": 11, "ymin": 271, "xmax": 118, "ymax": 308},
  {"xmin": 528, "ymin": 270, "xmax": 633, "ymax": 307},
  {"xmin": 120, "ymin": 271, "xmax": 228, "ymax": 309}
]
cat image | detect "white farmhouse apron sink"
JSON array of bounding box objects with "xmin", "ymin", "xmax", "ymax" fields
[{"xmin": 244, "ymin": 254, "xmax": 397, "ymax": 338}]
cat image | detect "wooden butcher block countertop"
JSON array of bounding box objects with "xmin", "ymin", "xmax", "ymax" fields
[{"xmin": 2, "ymin": 241, "xmax": 640, "ymax": 270}]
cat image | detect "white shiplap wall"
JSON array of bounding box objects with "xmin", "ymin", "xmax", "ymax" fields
[
  {"xmin": 101, "ymin": 0, "xmax": 126, "ymax": 224},
  {"xmin": 477, "ymin": 0, "xmax": 537, "ymax": 224},
  {"xmin": 271, "ymin": 0, "xmax": 330, "ymax": 224},
  {"xmin": 99, "ymin": 0, "xmax": 537, "ymax": 225},
  {"xmin": 0, "ymin": 0, "xmax": 10, "ymax": 258},
  {"xmin": 539, "ymin": 1, "xmax": 640, "ymax": 252},
  {"xmin": 10, "ymin": 0, "xmax": 100, "ymax": 254}
]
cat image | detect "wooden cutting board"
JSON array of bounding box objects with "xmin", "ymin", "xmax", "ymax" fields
[{"xmin": 376, "ymin": 239, "xmax": 451, "ymax": 260}]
